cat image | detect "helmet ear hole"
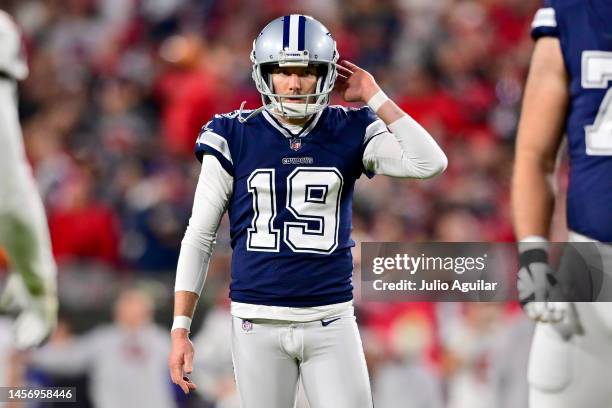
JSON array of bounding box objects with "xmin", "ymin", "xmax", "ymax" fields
[
  {"xmin": 261, "ymin": 64, "xmax": 275, "ymax": 92},
  {"xmin": 314, "ymin": 65, "xmax": 328, "ymax": 93}
]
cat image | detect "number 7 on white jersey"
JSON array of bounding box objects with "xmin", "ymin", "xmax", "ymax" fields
[{"xmin": 583, "ymin": 51, "xmax": 612, "ymax": 155}]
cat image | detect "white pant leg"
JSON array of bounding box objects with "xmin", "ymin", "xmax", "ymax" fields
[
  {"xmin": 295, "ymin": 379, "xmax": 311, "ymax": 408},
  {"xmin": 528, "ymin": 235, "xmax": 612, "ymax": 408},
  {"xmin": 0, "ymin": 79, "xmax": 56, "ymax": 297},
  {"xmin": 231, "ymin": 317, "xmax": 300, "ymax": 408},
  {"xmin": 0, "ymin": 184, "xmax": 57, "ymax": 296},
  {"xmin": 529, "ymin": 303, "xmax": 612, "ymax": 408},
  {"xmin": 300, "ymin": 316, "xmax": 373, "ymax": 408}
]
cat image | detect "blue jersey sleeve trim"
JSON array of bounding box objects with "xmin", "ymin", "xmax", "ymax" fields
[
  {"xmin": 196, "ymin": 130, "xmax": 232, "ymax": 162},
  {"xmin": 195, "ymin": 146, "xmax": 234, "ymax": 176},
  {"xmin": 360, "ymin": 130, "xmax": 387, "ymax": 179},
  {"xmin": 194, "ymin": 122, "xmax": 234, "ymax": 175},
  {"xmin": 358, "ymin": 107, "xmax": 386, "ymax": 179}
]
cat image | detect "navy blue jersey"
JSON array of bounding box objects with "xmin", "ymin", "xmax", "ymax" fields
[
  {"xmin": 532, "ymin": 0, "xmax": 612, "ymax": 241},
  {"xmin": 195, "ymin": 106, "xmax": 385, "ymax": 306}
]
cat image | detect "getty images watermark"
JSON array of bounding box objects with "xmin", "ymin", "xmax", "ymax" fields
[
  {"xmin": 372, "ymin": 252, "xmax": 495, "ymax": 292},
  {"xmin": 360, "ymin": 242, "xmax": 611, "ymax": 302}
]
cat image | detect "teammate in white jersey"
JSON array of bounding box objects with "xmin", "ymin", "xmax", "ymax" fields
[{"xmin": 0, "ymin": 10, "xmax": 58, "ymax": 350}]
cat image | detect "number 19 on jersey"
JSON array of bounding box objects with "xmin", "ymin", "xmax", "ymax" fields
[{"xmin": 247, "ymin": 167, "xmax": 344, "ymax": 254}]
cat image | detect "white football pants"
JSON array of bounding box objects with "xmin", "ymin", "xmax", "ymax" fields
[
  {"xmin": 528, "ymin": 233, "xmax": 612, "ymax": 408},
  {"xmin": 231, "ymin": 315, "xmax": 373, "ymax": 408},
  {"xmin": 0, "ymin": 79, "xmax": 56, "ymax": 298}
]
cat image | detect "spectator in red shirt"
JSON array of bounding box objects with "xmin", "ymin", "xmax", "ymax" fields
[
  {"xmin": 154, "ymin": 35, "xmax": 221, "ymax": 157},
  {"xmin": 48, "ymin": 167, "xmax": 120, "ymax": 266}
]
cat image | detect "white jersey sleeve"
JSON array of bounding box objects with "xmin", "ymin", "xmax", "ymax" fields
[
  {"xmin": 174, "ymin": 154, "xmax": 233, "ymax": 294},
  {"xmin": 362, "ymin": 115, "xmax": 447, "ymax": 178}
]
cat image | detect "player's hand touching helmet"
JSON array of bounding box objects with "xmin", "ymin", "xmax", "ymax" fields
[{"xmin": 334, "ymin": 60, "xmax": 380, "ymax": 104}]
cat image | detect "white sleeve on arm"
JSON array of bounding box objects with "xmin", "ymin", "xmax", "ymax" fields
[
  {"xmin": 174, "ymin": 154, "xmax": 233, "ymax": 294},
  {"xmin": 362, "ymin": 115, "xmax": 448, "ymax": 178}
]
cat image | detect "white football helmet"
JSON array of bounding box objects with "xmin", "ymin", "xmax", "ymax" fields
[{"xmin": 250, "ymin": 15, "xmax": 339, "ymax": 119}]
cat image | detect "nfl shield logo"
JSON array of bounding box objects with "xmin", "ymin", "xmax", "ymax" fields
[
  {"xmin": 290, "ymin": 138, "xmax": 302, "ymax": 151},
  {"xmin": 241, "ymin": 319, "xmax": 253, "ymax": 332}
]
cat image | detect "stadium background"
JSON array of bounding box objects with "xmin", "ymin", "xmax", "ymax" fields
[{"xmin": 0, "ymin": 0, "xmax": 569, "ymax": 407}]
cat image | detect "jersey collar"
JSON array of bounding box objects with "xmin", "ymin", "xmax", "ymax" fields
[{"xmin": 261, "ymin": 109, "xmax": 324, "ymax": 139}]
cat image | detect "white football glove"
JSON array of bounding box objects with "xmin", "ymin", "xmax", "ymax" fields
[
  {"xmin": 1, "ymin": 273, "xmax": 58, "ymax": 350},
  {"xmin": 0, "ymin": 272, "xmax": 30, "ymax": 312},
  {"xmin": 517, "ymin": 240, "xmax": 567, "ymax": 323},
  {"xmin": 13, "ymin": 293, "xmax": 58, "ymax": 350}
]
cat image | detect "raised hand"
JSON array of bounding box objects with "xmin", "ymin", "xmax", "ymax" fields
[{"xmin": 335, "ymin": 60, "xmax": 380, "ymax": 104}]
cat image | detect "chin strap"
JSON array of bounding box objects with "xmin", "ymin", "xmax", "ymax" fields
[
  {"xmin": 237, "ymin": 101, "xmax": 265, "ymax": 123},
  {"xmin": 277, "ymin": 101, "xmax": 322, "ymax": 117},
  {"xmin": 237, "ymin": 100, "xmax": 322, "ymax": 123}
]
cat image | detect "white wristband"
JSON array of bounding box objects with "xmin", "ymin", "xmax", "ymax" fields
[
  {"xmin": 520, "ymin": 235, "xmax": 548, "ymax": 243},
  {"xmin": 171, "ymin": 316, "xmax": 192, "ymax": 332},
  {"xmin": 518, "ymin": 236, "xmax": 549, "ymax": 253},
  {"xmin": 367, "ymin": 89, "xmax": 389, "ymax": 112}
]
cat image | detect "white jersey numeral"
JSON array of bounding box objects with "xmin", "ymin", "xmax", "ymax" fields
[
  {"xmin": 284, "ymin": 168, "xmax": 343, "ymax": 253},
  {"xmin": 582, "ymin": 51, "xmax": 612, "ymax": 155},
  {"xmin": 247, "ymin": 167, "xmax": 344, "ymax": 254},
  {"xmin": 247, "ymin": 169, "xmax": 280, "ymax": 252}
]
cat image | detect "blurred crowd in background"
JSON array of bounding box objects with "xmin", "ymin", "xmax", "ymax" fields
[{"xmin": 0, "ymin": 0, "xmax": 561, "ymax": 406}]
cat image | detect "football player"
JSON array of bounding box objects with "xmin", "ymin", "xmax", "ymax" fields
[
  {"xmin": 513, "ymin": 1, "xmax": 612, "ymax": 406},
  {"xmin": 168, "ymin": 15, "xmax": 447, "ymax": 407},
  {"xmin": 0, "ymin": 10, "xmax": 58, "ymax": 350}
]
